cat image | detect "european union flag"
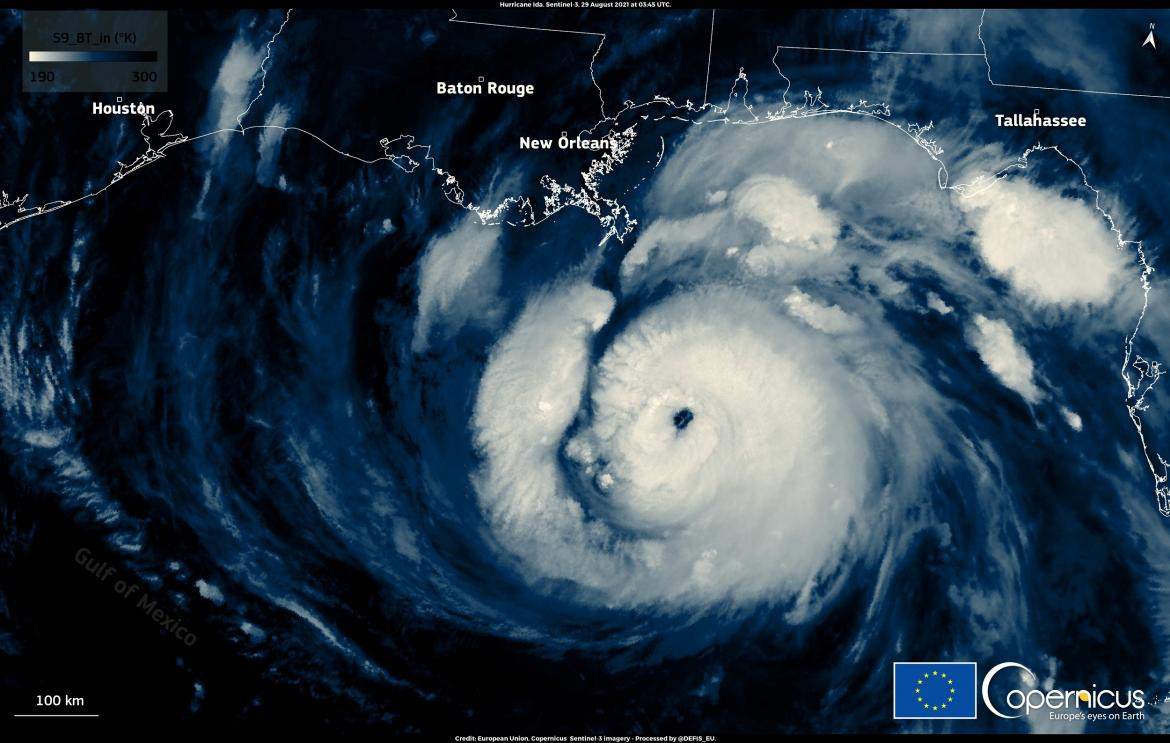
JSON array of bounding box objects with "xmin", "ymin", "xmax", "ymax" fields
[{"xmin": 892, "ymin": 662, "xmax": 978, "ymax": 719}]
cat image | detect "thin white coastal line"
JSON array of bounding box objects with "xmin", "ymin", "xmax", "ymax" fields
[{"xmin": 2, "ymin": 8, "xmax": 1166, "ymax": 515}]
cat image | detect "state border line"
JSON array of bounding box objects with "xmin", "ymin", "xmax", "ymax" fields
[
  {"xmin": 976, "ymin": 9, "xmax": 1170, "ymax": 101},
  {"xmin": 448, "ymin": 9, "xmax": 604, "ymax": 37},
  {"xmin": 774, "ymin": 44, "xmax": 983, "ymax": 57},
  {"xmin": 774, "ymin": 10, "xmax": 1170, "ymax": 101},
  {"xmin": 703, "ymin": 10, "xmax": 715, "ymax": 107}
]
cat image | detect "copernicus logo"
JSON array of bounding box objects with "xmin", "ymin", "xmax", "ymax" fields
[
  {"xmin": 892, "ymin": 662, "xmax": 978, "ymax": 720},
  {"xmin": 981, "ymin": 662, "xmax": 1146, "ymax": 719}
]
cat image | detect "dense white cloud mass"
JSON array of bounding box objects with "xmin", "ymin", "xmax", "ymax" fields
[
  {"xmin": 784, "ymin": 290, "xmax": 863, "ymax": 334},
  {"xmin": 926, "ymin": 292, "xmax": 954, "ymax": 315},
  {"xmin": 255, "ymin": 104, "xmax": 291, "ymax": 186},
  {"xmin": 732, "ymin": 175, "xmax": 840, "ymax": 253},
  {"xmin": 473, "ymin": 285, "xmax": 909, "ymax": 608},
  {"xmin": 957, "ymin": 178, "xmax": 1127, "ymax": 306},
  {"xmin": 466, "ymin": 110, "xmax": 1136, "ymax": 619},
  {"xmin": 204, "ymin": 38, "xmax": 263, "ymax": 152},
  {"xmin": 968, "ymin": 314, "xmax": 1042, "ymax": 403},
  {"xmin": 469, "ymin": 117, "xmax": 983, "ymax": 610},
  {"xmin": 1060, "ymin": 406, "xmax": 1083, "ymax": 432},
  {"xmin": 413, "ymin": 217, "xmax": 503, "ymax": 352},
  {"xmin": 619, "ymin": 174, "xmax": 841, "ymax": 288},
  {"xmin": 619, "ymin": 210, "xmax": 727, "ymax": 282}
]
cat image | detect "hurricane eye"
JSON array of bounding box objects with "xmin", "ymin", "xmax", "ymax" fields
[{"xmin": 672, "ymin": 408, "xmax": 694, "ymax": 431}]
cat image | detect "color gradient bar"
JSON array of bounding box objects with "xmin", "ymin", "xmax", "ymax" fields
[{"xmin": 28, "ymin": 50, "xmax": 157, "ymax": 63}]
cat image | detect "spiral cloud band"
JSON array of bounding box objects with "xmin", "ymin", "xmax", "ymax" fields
[
  {"xmin": 6, "ymin": 9, "xmax": 1170, "ymax": 734},
  {"xmin": 462, "ymin": 113, "xmax": 1058, "ymax": 618},
  {"xmin": 474, "ymin": 285, "xmax": 880, "ymax": 609}
]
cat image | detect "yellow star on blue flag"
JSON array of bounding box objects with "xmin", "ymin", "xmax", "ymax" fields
[{"xmin": 893, "ymin": 662, "xmax": 977, "ymax": 719}]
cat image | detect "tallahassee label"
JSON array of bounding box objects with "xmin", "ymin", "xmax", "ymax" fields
[{"xmin": 996, "ymin": 109, "xmax": 1087, "ymax": 127}]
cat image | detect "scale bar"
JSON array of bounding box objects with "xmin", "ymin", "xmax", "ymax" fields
[
  {"xmin": 29, "ymin": 50, "xmax": 157, "ymax": 62},
  {"xmin": 13, "ymin": 713, "xmax": 99, "ymax": 717}
]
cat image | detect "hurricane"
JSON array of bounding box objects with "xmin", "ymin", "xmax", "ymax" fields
[{"xmin": 3, "ymin": 7, "xmax": 1170, "ymax": 734}]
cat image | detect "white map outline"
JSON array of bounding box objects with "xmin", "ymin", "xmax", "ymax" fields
[{"xmin": 0, "ymin": 7, "xmax": 1166, "ymax": 515}]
